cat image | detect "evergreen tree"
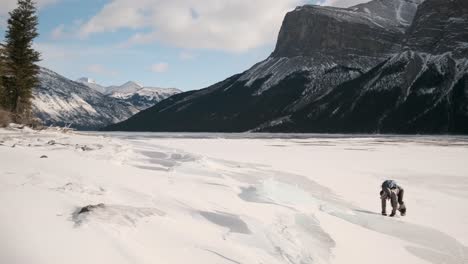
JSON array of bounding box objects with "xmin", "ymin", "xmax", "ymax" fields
[
  {"xmin": 0, "ymin": 44, "xmax": 5, "ymax": 109},
  {"xmin": 4, "ymin": 0, "xmax": 40, "ymax": 122}
]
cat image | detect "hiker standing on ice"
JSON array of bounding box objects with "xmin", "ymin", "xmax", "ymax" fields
[{"xmin": 380, "ymin": 180, "xmax": 406, "ymax": 217}]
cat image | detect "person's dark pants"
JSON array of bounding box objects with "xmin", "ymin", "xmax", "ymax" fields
[
  {"xmin": 398, "ymin": 188, "xmax": 406, "ymax": 213},
  {"xmin": 398, "ymin": 188, "xmax": 404, "ymax": 205},
  {"xmin": 382, "ymin": 188, "xmax": 405, "ymax": 215}
]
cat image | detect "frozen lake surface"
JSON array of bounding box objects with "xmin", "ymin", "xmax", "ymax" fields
[{"xmin": 1, "ymin": 128, "xmax": 467, "ymax": 264}]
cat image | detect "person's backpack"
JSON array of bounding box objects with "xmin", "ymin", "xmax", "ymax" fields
[{"xmin": 382, "ymin": 180, "xmax": 397, "ymax": 189}]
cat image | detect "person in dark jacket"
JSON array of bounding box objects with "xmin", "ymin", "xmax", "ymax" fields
[{"xmin": 380, "ymin": 180, "xmax": 406, "ymax": 217}]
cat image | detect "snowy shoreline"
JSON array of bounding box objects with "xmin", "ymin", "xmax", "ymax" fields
[{"xmin": 1, "ymin": 127, "xmax": 467, "ymax": 264}]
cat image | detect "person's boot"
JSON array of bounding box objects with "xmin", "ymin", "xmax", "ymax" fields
[
  {"xmin": 382, "ymin": 212, "xmax": 387, "ymax": 216},
  {"xmin": 389, "ymin": 210, "xmax": 396, "ymax": 217},
  {"xmin": 399, "ymin": 204, "xmax": 407, "ymax": 216}
]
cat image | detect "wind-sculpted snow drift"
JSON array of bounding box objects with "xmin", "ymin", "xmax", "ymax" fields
[
  {"xmin": 1, "ymin": 128, "xmax": 467, "ymax": 264},
  {"xmin": 106, "ymin": 0, "xmax": 468, "ymax": 134}
]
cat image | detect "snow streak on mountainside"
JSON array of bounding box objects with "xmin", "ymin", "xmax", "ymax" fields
[
  {"xmin": 77, "ymin": 79, "xmax": 181, "ymax": 111},
  {"xmin": 105, "ymin": 0, "xmax": 468, "ymax": 134},
  {"xmin": 352, "ymin": 0, "xmax": 423, "ymax": 27},
  {"xmin": 33, "ymin": 68, "xmax": 137, "ymax": 130}
]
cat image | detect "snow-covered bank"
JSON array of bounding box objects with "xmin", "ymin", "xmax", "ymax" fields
[{"xmin": 1, "ymin": 129, "xmax": 467, "ymax": 264}]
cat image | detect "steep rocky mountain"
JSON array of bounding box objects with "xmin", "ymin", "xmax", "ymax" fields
[
  {"xmin": 105, "ymin": 0, "xmax": 468, "ymax": 134},
  {"xmin": 269, "ymin": 0, "xmax": 468, "ymax": 134},
  {"xmin": 33, "ymin": 68, "xmax": 138, "ymax": 130},
  {"xmin": 77, "ymin": 79, "xmax": 181, "ymax": 111}
]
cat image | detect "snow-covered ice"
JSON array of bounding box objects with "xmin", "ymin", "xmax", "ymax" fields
[{"xmin": 1, "ymin": 128, "xmax": 467, "ymax": 264}]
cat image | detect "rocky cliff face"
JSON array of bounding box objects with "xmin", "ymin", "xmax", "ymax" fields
[
  {"xmin": 404, "ymin": 0, "xmax": 468, "ymax": 58},
  {"xmin": 352, "ymin": 0, "xmax": 423, "ymax": 27},
  {"xmin": 272, "ymin": 5, "xmax": 402, "ymax": 58},
  {"xmin": 105, "ymin": 0, "xmax": 468, "ymax": 134}
]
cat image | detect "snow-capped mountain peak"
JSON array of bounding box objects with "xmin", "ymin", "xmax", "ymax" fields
[
  {"xmin": 77, "ymin": 78, "xmax": 181, "ymax": 111},
  {"xmin": 120, "ymin": 81, "xmax": 143, "ymax": 91},
  {"xmin": 106, "ymin": 81, "xmax": 143, "ymax": 95}
]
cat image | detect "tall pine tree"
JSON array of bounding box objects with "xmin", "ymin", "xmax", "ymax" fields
[
  {"xmin": 4, "ymin": 0, "xmax": 40, "ymax": 122},
  {"xmin": 0, "ymin": 44, "xmax": 5, "ymax": 109}
]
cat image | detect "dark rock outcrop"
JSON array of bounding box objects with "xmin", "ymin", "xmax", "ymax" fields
[
  {"xmin": 272, "ymin": 5, "xmax": 403, "ymax": 58},
  {"xmin": 272, "ymin": 0, "xmax": 425, "ymax": 59},
  {"xmin": 77, "ymin": 204, "xmax": 106, "ymax": 215}
]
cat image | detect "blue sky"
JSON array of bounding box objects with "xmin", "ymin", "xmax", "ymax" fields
[{"xmin": 0, "ymin": 0, "xmax": 360, "ymax": 91}]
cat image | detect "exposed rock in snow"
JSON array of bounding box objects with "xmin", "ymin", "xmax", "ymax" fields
[{"xmin": 77, "ymin": 203, "xmax": 106, "ymax": 215}]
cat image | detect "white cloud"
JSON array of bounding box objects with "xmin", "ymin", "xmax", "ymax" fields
[
  {"xmin": 79, "ymin": 0, "xmax": 314, "ymax": 53},
  {"xmin": 50, "ymin": 24, "xmax": 65, "ymax": 40},
  {"xmin": 317, "ymin": 0, "xmax": 368, "ymax": 8},
  {"xmin": 86, "ymin": 64, "xmax": 118, "ymax": 76},
  {"xmin": 150, "ymin": 62, "xmax": 169, "ymax": 73}
]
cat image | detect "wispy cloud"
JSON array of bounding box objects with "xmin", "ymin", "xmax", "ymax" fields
[
  {"xmin": 150, "ymin": 62, "xmax": 169, "ymax": 73},
  {"xmin": 50, "ymin": 24, "xmax": 66, "ymax": 40}
]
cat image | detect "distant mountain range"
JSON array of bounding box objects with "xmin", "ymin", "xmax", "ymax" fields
[
  {"xmin": 76, "ymin": 78, "xmax": 181, "ymax": 111},
  {"xmin": 32, "ymin": 69, "xmax": 180, "ymax": 130},
  {"xmin": 105, "ymin": 0, "xmax": 468, "ymax": 134}
]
